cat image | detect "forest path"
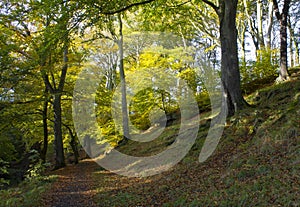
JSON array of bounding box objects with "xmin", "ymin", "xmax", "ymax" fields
[{"xmin": 40, "ymin": 159, "xmax": 99, "ymax": 207}]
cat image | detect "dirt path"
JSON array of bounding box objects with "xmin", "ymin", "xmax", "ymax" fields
[{"xmin": 40, "ymin": 159, "xmax": 99, "ymax": 207}]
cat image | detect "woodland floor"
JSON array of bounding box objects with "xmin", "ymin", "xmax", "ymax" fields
[
  {"xmin": 39, "ymin": 159, "xmax": 99, "ymax": 207},
  {"xmin": 38, "ymin": 67, "xmax": 300, "ymax": 207}
]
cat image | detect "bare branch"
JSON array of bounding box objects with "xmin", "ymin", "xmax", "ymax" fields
[
  {"xmin": 202, "ymin": 0, "xmax": 219, "ymax": 13},
  {"xmin": 100, "ymin": 0, "xmax": 156, "ymax": 15}
]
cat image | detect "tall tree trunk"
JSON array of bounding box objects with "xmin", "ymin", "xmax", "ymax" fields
[
  {"xmin": 257, "ymin": 0, "xmax": 265, "ymax": 50},
  {"xmin": 266, "ymin": 0, "xmax": 274, "ymax": 49},
  {"xmin": 279, "ymin": 13, "xmax": 289, "ymax": 79},
  {"xmin": 237, "ymin": 17, "xmax": 246, "ymax": 65},
  {"xmin": 218, "ymin": 0, "xmax": 248, "ymax": 116},
  {"xmin": 273, "ymin": 0, "xmax": 290, "ymax": 81},
  {"xmin": 45, "ymin": 44, "xmax": 68, "ymax": 169},
  {"xmin": 40, "ymin": 89, "xmax": 49, "ymax": 163},
  {"xmin": 202, "ymin": 0, "xmax": 247, "ymax": 116},
  {"xmin": 53, "ymin": 93, "xmax": 65, "ymax": 168},
  {"xmin": 288, "ymin": 17, "xmax": 297, "ymax": 67},
  {"xmin": 243, "ymin": 0, "xmax": 259, "ymax": 54},
  {"xmin": 289, "ymin": 36, "xmax": 294, "ymax": 67},
  {"xmin": 118, "ymin": 14, "xmax": 130, "ymax": 145}
]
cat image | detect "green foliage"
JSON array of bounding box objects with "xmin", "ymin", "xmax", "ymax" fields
[
  {"xmin": 25, "ymin": 150, "xmax": 50, "ymax": 180},
  {"xmin": 0, "ymin": 159, "xmax": 10, "ymax": 187},
  {"xmin": 240, "ymin": 49, "xmax": 279, "ymax": 85},
  {"xmin": 178, "ymin": 68, "xmax": 198, "ymax": 93},
  {"xmin": 240, "ymin": 49, "xmax": 280, "ymax": 94},
  {"xmin": 0, "ymin": 175, "xmax": 56, "ymax": 207},
  {"xmin": 195, "ymin": 92, "xmax": 211, "ymax": 112},
  {"xmin": 0, "ymin": 135, "xmax": 16, "ymax": 162},
  {"xmin": 94, "ymin": 78, "xmax": 122, "ymax": 147},
  {"xmin": 129, "ymin": 88, "xmax": 155, "ymax": 130}
]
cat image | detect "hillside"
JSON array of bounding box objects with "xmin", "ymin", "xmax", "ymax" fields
[{"xmin": 92, "ymin": 68, "xmax": 300, "ymax": 206}]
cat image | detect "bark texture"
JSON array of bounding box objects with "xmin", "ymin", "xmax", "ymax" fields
[
  {"xmin": 218, "ymin": 0, "xmax": 247, "ymax": 116},
  {"xmin": 273, "ymin": 0, "xmax": 291, "ymax": 81}
]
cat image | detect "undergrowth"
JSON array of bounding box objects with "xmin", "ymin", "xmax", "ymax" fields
[{"xmin": 0, "ymin": 175, "xmax": 57, "ymax": 207}]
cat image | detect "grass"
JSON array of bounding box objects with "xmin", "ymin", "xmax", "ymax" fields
[
  {"xmin": 0, "ymin": 175, "xmax": 57, "ymax": 207},
  {"xmin": 91, "ymin": 67, "xmax": 300, "ymax": 206}
]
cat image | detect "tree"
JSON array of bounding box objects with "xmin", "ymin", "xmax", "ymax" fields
[
  {"xmin": 273, "ymin": 0, "xmax": 291, "ymax": 81},
  {"xmin": 117, "ymin": 13, "xmax": 131, "ymax": 144},
  {"xmin": 0, "ymin": 0, "xmax": 86, "ymax": 169},
  {"xmin": 287, "ymin": 1, "xmax": 300, "ymax": 66},
  {"xmin": 202, "ymin": 0, "xmax": 248, "ymax": 116}
]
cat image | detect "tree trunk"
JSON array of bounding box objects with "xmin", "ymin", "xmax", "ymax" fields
[
  {"xmin": 218, "ymin": 0, "xmax": 247, "ymax": 116},
  {"xmin": 288, "ymin": 17, "xmax": 297, "ymax": 67},
  {"xmin": 49, "ymin": 44, "xmax": 68, "ymax": 169},
  {"xmin": 118, "ymin": 14, "xmax": 130, "ymax": 145},
  {"xmin": 237, "ymin": 19, "xmax": 246, "ymax": 65},
  {"xmin": 279, "ymin": 15, "xmax": 289, "ymax": 79},
  {"xmin": 53, "ymin": 93, "xmax": 65, "ymax": 168},
  {"xmin": 273, "ymin": 0, "xmax": 290, "ymax": 80},
  {"xmin": 243, "ymin": 0, "xmax": 259, "ymax": 53},
  {"xmin": 257, "ymin": 0, "xmax": 265, "ymax": 50},
  {"xmin": 68, "ymin": 127, "xmax": 79, "ymax": 164},
  {"xmin": 289, "ymin": 36, "xmax": 294, "ymax": 67},
  {"xmin": 266, "ymin": 0, "xmax": 274, "ymax": 49},
  {"xmin": 40, "ymin": 89, "xmax": 49, "ymax": 163},
  {"xmin": 295, "ymin": 42, "xmax": 300, "ymax": 66}
]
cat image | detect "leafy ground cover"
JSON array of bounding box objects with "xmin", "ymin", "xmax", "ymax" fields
[{"xmin": 92, "ymin": 67, "xmax": 300, "ymax": 206}]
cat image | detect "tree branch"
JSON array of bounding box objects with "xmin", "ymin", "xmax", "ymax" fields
[
  {"xmin": 42, "ymin": 74, "xmax": 54, "ymax": 93},
  {"xmin": 202, "ymin": 0, "xmax": 219, "ymax": 13},
  {"xmin": 101, "ymin": 0, "xmax": 156, "ymax": 15}
]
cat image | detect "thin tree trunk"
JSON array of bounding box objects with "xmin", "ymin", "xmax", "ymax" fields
[
  {"xmin": 118, "ymin": 13, "xmax": 130, "ymax": 145},
  {"xmin": 266, "ymin": 0, "xmax": 274, "ymax": 49},
  {"xmin": 289, "ymin": 36, "xmax": 294, "ymax": 67},
  {"xmin": 64, "ymin": 125, "xmax": 79, "ymax": 164},
  {"xmin": 237, "ymin": 20, "xmax": 246, "ymax": 65},
  {"xmin": 243, "ymin": 0, "xmax": 259, "ymax": 53},
  {"xmin": 288, "ymin": 17, "xmax": 297, "ymax": 67},
  {"xmin": 257, "ymin": 0, "xmax": 265, "ymax": 50},
  {"xmin": 70, "ymin": 137, "xmax": 79, "ymax": 164},
  {"xmin": 295, "ymin": 43, "xmax": 300, "ymax": 66}
]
